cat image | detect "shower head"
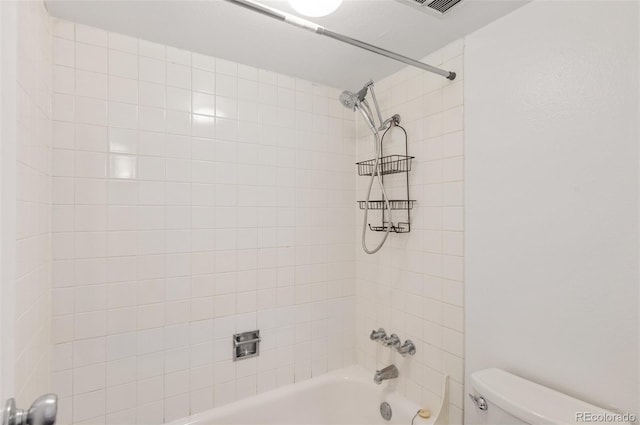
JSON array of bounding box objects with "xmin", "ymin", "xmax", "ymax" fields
[
  {"xmin": 339, "ymin": 80, "xmax": 389, "ymax": 133},
  {"xmin": 340, "ymin": 90, "xmax": 376, "ymax": 132},
  {"xmin": 339, "ymin": 83, "xmax": 370, "ymax": 111},
  {"xmin": 339, "ymin": 90, "xmax": 359, "ymax": 111}
]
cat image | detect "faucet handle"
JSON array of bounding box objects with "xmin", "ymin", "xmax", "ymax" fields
[
  {"xmin": 396, "ymin": 339, "xmax": 416, "ymax": 356},
  {"xmin": 382, "ymin": 334, "xmax": 400, "ymax": 348},
  {"xmin": 370, "ymin": 328, "xmax": 386, "ymax": 341}
]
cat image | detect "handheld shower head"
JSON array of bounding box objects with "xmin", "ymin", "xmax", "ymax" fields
[
  {"xmin": 340, "ymin": 85, "xmax": 377, "ymax": 132},
  {"xmin": 339, "ymin": 90, "xmax": 358, "ymax": 111},
  {"xmin": 339, "ymin": 82, "xmax": 371, "ymax": 111}
]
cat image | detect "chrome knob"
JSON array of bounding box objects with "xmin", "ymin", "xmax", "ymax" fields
[
  {"xmin": 370, "ymin": 328, "xmax": 386, "ymax": 341},
  {"xmin": 468, "ymin": 393, "xmax": 488, "ymax": 411},
  {"xmin": 382, "ymin": 334, "xmax": 400, "ymax": 348},
  {"xmin": 27, "ymin": 395, "xmax": 57, "ymax": 425},
  {"xmin": 396, "ymin": 339, "xmax": 416, "ymax": 356},
  {"xmin": 2, "ymin": 394, "xmax": 57, "ymax": 425},
  {"xmin": 2, "ymin": 399, "xmax": 23, "ymax": 425}
]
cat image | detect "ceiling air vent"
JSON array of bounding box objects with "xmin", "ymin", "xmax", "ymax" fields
[
  {"xmin": 426, "ymin": 0, "xmax": 462, "ymax": 13},
  {"xmin": 404, "ymin": 0, "xmax": 463, "ymax": 14}
]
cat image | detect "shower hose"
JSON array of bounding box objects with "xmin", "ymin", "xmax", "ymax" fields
[{"xmin": 361, "ymin": 128, "xmax": 393, "ymax": 254}]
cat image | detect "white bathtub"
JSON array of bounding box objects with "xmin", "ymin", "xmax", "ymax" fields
[{"xmin": 170, "ymin": 366, "xmax": 448, "ymax": 425}]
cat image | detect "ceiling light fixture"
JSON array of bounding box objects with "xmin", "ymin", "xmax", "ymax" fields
[{"xmin": 287, "ymin": 0, "xmax": 343, "ymax": 17}]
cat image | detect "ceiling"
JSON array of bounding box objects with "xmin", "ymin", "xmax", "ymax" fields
[{"xmin": 44, "ymin": 0, "xmax": 528, "ymax": 89}]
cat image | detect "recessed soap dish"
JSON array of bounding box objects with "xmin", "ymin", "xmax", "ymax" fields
[{"xmin": 233, "ymin": 330, "xmax": 261, "ymax": 361}]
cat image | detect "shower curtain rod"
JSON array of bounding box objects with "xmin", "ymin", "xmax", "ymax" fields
[{"xmin": 224, "ymin": 0, "xmax": 457, "ymax": 81}]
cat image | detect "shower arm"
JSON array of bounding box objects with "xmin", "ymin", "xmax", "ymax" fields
[
  {"xmin": 366, "ymin": 83, "xmax": 388, "ymax": 131},
  {"xmin": 224, "ymin": 0, "xmax": 456, "ymax": 81}
]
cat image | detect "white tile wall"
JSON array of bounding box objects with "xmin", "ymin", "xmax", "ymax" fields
[
  {"xmin": 354, "ymin": 41, "xmax": 465, "ymax": 423},
  {"xmin": 51, "ymin": 20, "xmax": 356, "ymax": 425},
  {"xmin": 15, "ymin": 7, "xmax": 462, "ymax": 424},
  {"xmin": 15, "ymin": 0, "xmax": 53, "ymax": 407}
]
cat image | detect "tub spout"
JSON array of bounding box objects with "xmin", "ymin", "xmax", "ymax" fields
[{"xmin": 374, "ymin": 365, "xmax": 399, "ymax": 384}]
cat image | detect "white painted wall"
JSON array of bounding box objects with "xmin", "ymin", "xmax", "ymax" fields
[
  {"xmin": 0, "ymin": 0, "xmax": 18, "ymax": 405},
  {"xmin": 1, "ymin": 0, "xmax": 53, "ymax": 406},
  {"xmin": 465, "ymin": 0, "xmax": 639, "ymax": 422},
  {"xmin": 14, "ymin": 0, "xmax": 53, "ymax": 406}
]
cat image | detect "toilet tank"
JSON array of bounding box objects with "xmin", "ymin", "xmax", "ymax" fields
[{"xmin": 469, "ymin": 368, "xmax": 632, "ymax": 425}]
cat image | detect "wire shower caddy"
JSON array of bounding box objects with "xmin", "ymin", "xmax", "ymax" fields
[{"xmin": 357, "ymin": 116, "xmax": 415, "ymax": 233}]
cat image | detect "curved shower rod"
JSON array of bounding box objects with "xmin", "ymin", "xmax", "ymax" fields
[{"xmin": 224, "ymin": 0, "xmax": 457, "ymax": 81}]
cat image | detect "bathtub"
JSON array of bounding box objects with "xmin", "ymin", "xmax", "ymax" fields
[{"xmin": 169, "ymin": 365, "xmax": 448, "ymax": 425}]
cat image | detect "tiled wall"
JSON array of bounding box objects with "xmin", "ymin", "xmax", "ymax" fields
[
  {"xmin": 15, "ymin": 0, "xmax": 53, "ymax": 406},
  {"xmin": 50, "ymin": 20, "xmax": 356, "ymax": 425},
  {"xmin": 354, "ymin": 41, "xmax": 464, "ymax": 423},
  {"xmin": 30, "ymin": 8, "xmax": 462, "ymax": 425}
]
